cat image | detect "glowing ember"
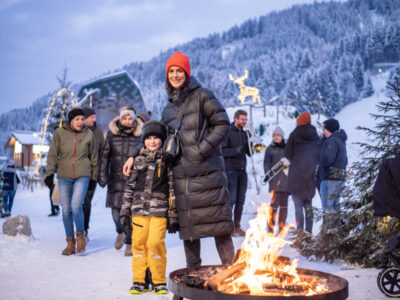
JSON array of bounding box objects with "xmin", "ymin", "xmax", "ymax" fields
[{"xmin": 207, "ymin": 203, "xmax": 329, "ymax": 296}]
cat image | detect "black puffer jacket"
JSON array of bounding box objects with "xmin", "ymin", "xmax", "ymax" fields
[
  {"xmin": 98, "ymin": 117, "xmax": 143, "ymax": 208},
  {"xmin": 373, "ymin": 152, "xmax": 400, "ymax": 218},
  {"xmin": 264, "ymin": 140, "xmax": 288, "ymax": 193},
  {"xmin": 161, "ymin": 77, "xmax": 233, "ymax": 241},
  {"xmin": 284, "ymin": 124, "xmax": 321, "ymax": 200}
]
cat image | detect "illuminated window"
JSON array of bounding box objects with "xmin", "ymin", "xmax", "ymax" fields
[
  {"xmin": 33, "ymin": 144, "xmax": 49, "ymax": 154},
  {"xmin": 14, "ymin": 141, "xmax": 22, "ymax": 154}
]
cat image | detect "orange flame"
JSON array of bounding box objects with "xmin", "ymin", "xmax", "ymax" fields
[{"xmin": 221, "ymin": 203, "xmax": 328, "ymax": 295}]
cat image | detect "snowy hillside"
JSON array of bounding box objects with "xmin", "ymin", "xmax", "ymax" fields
[{"xmin": 0, "ymin": 72, "xmax": 391, "ymax": 299}]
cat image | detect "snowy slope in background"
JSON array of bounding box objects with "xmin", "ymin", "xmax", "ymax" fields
[{"xmin": 0, "ymin": 72, "xmax": 390, "ymax": 299}]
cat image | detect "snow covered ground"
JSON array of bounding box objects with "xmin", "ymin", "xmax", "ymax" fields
[{"xmin": 0, "ymin": 72, "xmax": 391, "ymax": 300}]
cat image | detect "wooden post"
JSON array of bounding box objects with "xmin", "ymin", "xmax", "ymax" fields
[{"xmin": 276, "ymin": 97, "xmax": 280, "ymax": 125}]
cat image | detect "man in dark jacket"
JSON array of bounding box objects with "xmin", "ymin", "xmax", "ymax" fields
[
  {"xmin": 373, "ymin": 152, "xmax": 400, "ymax": 218},
  {"xmin": 319, "ymin": 118, "xmax": 348, "ymax": 213},
  {"xmin": 222, "ymin": 109, "xmax": 251, "ymax": 237},
  {"xmin": 284, "ymin": 112, "xmax": 321, "ymax": 233},
  {"xmin": 82, "ymin": 107, "xmax": 105, "ymax": 239}
]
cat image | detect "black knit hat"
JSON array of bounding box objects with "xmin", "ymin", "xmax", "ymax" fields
[
  {"xmin": 323, "ymin": 118, "xmax": 340, "ymax": 133},
  {"xmin": 67, "ymin": 108, "xmax": 85, "ymax": 123},
  {"xmin": 142, "ymin": 120, "xmax": 167, "ymax": 143},
  {"xmin": 83, "ymin": 107, "xmax": 95, "ymax": 118}
]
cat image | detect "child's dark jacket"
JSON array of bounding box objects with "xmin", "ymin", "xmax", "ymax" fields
[{"xmin": 121, "ymin": 147, "xmax": 177, "ymax": 219}]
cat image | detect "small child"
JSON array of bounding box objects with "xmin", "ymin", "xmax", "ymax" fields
[{"xmin": 120, "ymin": 120, "xmax": 178, "ymax": 295}]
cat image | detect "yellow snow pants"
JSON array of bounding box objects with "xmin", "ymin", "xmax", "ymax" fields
[{"xmin": 131, "ymin": 215, "xmax": 167, "ymax": 284}]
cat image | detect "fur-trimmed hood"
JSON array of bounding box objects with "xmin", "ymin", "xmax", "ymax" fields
[{"xmin": 108, "ymin": 116, "xmax": 144, "ymax": 137}]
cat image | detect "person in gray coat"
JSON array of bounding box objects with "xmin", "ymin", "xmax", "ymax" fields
[{"xmin": 263, "ymin": 127, "xmax": 289, "ymax": 234}]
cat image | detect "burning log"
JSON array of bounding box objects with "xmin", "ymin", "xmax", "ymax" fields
[
  {"xmin": 204, "ymin": 262, "xmax": 247, "ymax": 291},
  {"xmin": 263, "ymin": 282, "xmax": 309, "ymax": 293}
]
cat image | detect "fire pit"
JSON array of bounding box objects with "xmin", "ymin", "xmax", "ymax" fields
[
  {"xmin": 169, "ymin": 204, "xmax": 348, "ymax": 299},
  {"xmin": 169, "ymin": 265, "xmax": 348, "ymax": 300}
]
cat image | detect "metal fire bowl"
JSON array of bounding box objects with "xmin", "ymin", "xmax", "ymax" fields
[{"xmin": 169, "ymin": 265, "xmax": 349, "ymax": 300}]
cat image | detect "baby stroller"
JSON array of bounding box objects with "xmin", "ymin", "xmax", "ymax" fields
[
  {"xmin": 378, "ymin": 233, "xmax": 400, "ymax": 297},
  {"xmin": 373, "ymin": 153, "xmax": 400, "ymax": 297}
]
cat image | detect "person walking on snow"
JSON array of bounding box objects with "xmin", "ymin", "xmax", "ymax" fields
[
  {"xmin": 284, "ymin": 112, "xmax": 321, "ymax": 233},
  {"xmin": 2, "ymin": 159, "xmax": 21, "ymax": 216},
  {"xmin": 44, "ymin": 107, "xmax": 98, "ymax": 255},
  {"xmin": 263, "ymin": 126, "xmax": 290, "ymax": 234},
  {"xmin": 98, "ymin": 107, "xmax": 144, "ymax": 256},
  {"xmin": 82, "ymin": 107, "xmax": 104, "ymax": 240},
  {"xmin": 122, "ymin": 51, "xmax": 235, "ymax": 268},
  {"xmin": 120, "ymin": 121, "xmax": 177, "ymax": 295},
  {"xmin": 318, "ymin": 118, "xmax": 348, "ymax": 215},
  {"xmin": 222, "ymin": 109, "xmax": 251, "ymax": 237}
]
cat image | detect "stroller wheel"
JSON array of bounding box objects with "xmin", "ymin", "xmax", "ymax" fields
[{"xmin": 378, "ymin": 267, "xmax": 400, "ymax": 297}]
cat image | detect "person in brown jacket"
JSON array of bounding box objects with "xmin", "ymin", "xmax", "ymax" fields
[{"xmin": 44, "ymin": 107, "xmax": 98, "ymax": 255}]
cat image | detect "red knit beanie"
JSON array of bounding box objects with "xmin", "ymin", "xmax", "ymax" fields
[
  {"xmin": 296, "ymin": 111, "xmax": 311, "ymax": 126},
  {"xmin": 165, "ymin": 51, "xmax": 191, "ymax": 78}
]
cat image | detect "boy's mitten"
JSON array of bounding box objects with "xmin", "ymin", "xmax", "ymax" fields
[
  {"xmin": 167, "ymin": 217, "xmax": 179, "ymax": 234},
  {"xmin": 120, "ymin": 215, "xmax": 132, "ymax": 234}
]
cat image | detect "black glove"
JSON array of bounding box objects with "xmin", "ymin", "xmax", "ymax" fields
[
  {"xmin": 87, "ymin": 180, "xmax": 97, "ymax": 191},
  {"xmin": 167, "ymin": 217, "xmax": 179, "ymax": 234},
  {"xmin": 44, "ymin": 174, "xmax": 54, "ymax": 189},
  {"xmin": 120, "ymin": 215, "xmax": 132, "ymax": 234}
]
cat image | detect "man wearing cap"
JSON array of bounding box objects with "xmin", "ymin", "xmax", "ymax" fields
[
  {"xmin": 284, "ymin": 112, "xmax": 321, "ymax": 233},
  {"xmin": 82, "ymin": 107, "xmax": 105, "ymax": 240},
  {"xmin": 319, "ymin": 118, "xmax": 348, "ymax": 214}
]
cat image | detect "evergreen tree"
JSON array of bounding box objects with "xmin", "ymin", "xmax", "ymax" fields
[
  {"xmin": 352, "ymin": 55, "xmax": 365, "ymax": 91},
  {"xmin": 291, "ymin": 78, "xmax": 400, "ymax": 267},
  {"xmin": 361, "ymin": 73, "xmax": 375, "ymax": 98}
]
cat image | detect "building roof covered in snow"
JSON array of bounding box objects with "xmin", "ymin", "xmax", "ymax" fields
[
  {"xmin": 77, "ymin": 70, "xmax": 148, "ymax": 132},
  {"xmin": 5, "ymin": 131, "xmax": 47, "ymax": 148}
]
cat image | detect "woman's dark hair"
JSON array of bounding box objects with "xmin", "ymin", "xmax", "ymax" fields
[{"xmin": 165, "ymin": 73, "xmax": 191, "ymax": 96}]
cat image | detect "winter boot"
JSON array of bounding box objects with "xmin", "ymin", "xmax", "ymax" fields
[
  {"xmin": 153, "ymin": 283, "xmax": 168, "ymax": 294},
  {"xmin": 115, "ymin": 233, "xmax": 124, "ymax": 250},
  {"xmin": 232, "ymin": 227, "xmax": 246, "ymax": 237},
  {"xmin": 76, "ymin": 232, "xmax": 86, "ymax": 253},
  {"xmin": 62, "ymin": 237, "xmax": 76, "ymax": 255},
  {"xmin": 129, "ymin": 282, "xmax": 146, "ymax": 294},
  {"xmin": 84, "ymin": 230, "xmax": 90, "ymax": 244},
  {"xmin": 124, "ymin": 244, "xmax": 132, "ymax": 256}
]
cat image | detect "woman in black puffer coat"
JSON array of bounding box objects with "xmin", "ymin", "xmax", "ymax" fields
[
  {"xmin": 98, "ymin": 107, "xmax": 143, "ymax": 255},
  {"xmin": 162, "ymin": 51, "xmax": 234, "ymax": 267}
]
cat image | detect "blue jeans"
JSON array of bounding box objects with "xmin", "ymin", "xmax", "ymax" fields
[
  {"xmin": 320, "ymin": 180, "xmax": 345, "ymax": 211},
  {"xmin": 58, "ymin": 177, "xmax": 90, "ymax": 238},
  {"xmin": 226, "ymin": 170, "xmax": 247, "ymax": 228},
  {"xmin": 292, "ymin": 194, "xmax": 313, "ymax": 233},
  {"xmin": 3, "ymin": 190, "xmax": 16, "ymax": 214}
]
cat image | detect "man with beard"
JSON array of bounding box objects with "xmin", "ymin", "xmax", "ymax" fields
[{"xmin": 222, "ymin": 110, "xmax": 251, "ymax": 237}]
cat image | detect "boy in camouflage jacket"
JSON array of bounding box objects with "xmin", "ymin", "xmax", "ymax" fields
[{"xmin": 120, "ymin": 120, "xmax": 177, "ymax": 295}]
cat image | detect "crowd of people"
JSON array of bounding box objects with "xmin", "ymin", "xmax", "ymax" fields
[{"xmin": 39, "ymin": 50, "xmax": 351, "ymax": 295}]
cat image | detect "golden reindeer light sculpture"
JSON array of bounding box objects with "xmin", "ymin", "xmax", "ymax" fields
[{"xmin": 229, "ymin": 70, "xmax": 261, "ymax": 104}]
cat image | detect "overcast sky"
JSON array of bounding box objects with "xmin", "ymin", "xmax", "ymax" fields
[{"xmin": 0, "ymin": 0, "xmax": 341, "ymax": 114}]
